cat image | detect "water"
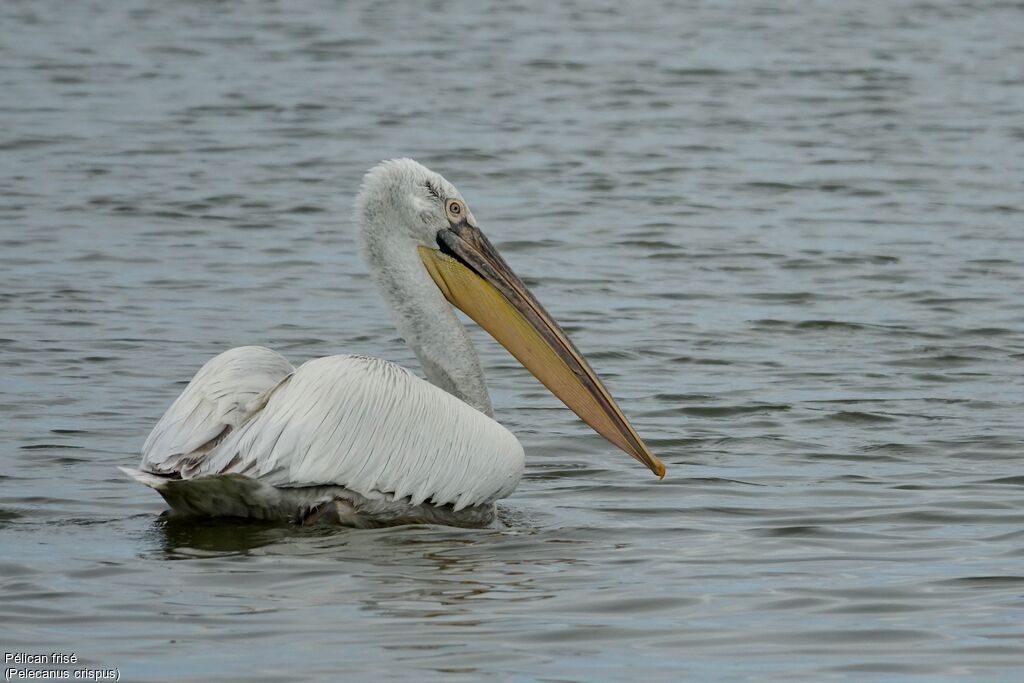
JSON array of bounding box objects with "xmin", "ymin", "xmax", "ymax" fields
[{"xmin": 2, "ymin": 1, "xmax": 1022, "ymax": 680}]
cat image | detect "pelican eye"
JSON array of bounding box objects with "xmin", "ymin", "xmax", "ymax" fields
[{"xmin": 445, "ymin": 199, "xmax": 465, "ymax": 221}]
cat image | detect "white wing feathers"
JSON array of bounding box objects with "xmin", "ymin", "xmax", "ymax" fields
[
  {"xmin": 141, "ymin": 346, "xmax": 294, "ymax": 476},
  {"xmin": 139, "ymin": 351, "xmax": 525, "ymax": 511}
]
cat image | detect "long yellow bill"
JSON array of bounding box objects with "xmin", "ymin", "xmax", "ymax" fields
[{"xmin": 419, "ymin": 223, "xmax": 666, "ymax": 478}]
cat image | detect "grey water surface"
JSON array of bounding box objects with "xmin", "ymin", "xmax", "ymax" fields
[{"xmin": 2, "ymin": 1, "xmax": 1023, "ymax": 681}]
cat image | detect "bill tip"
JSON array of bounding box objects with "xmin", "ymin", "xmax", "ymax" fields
[{"xmin": 653, "ymin": 460, "xmax": 667, "ymax": 480}]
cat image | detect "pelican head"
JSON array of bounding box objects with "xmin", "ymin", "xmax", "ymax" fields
[{"xmin": 355, "ymin": 158, "xmax": 665, "ymax": 478}]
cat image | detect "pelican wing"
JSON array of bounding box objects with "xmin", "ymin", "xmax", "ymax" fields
[
  {"xmin": 182, "ymin": 355, "xmax": 525, "ymax": 511},
  {"xmin": 140, "ymin": 346, "xmax": 295, "ymax": 476}
]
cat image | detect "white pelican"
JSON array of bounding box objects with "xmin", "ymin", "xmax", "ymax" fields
[{"xmin": 122, "ymin": 159, "xmax": 665, "ymax": 527}]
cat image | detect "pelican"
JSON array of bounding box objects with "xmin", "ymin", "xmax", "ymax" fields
[{"xmin": 122, "ymin": 159, "xmax": 665, "ymax": 527}]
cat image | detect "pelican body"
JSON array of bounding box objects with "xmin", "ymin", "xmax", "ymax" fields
[{"xmin": 124, "ymin": 159, "xmax": 664, "ymax": 527}]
